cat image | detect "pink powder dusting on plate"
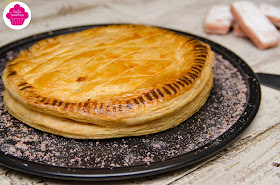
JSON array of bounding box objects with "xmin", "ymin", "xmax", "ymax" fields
[{"xmin": 0, "ymin": 53, "xmax": 248, "ymax": 168}]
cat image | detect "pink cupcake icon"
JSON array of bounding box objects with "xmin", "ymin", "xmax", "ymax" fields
[{"xmin": 6, "ymin": 4, "xmax": 29, "ymax": 26}]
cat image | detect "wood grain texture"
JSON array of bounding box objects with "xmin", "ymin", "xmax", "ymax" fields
[{"xmin": 0, "ymin": 0, "xmax": 279, "ymax": 184}]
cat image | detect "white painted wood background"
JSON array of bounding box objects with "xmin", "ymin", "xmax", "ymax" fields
[{"xmin": 0, "ymin": 0, "xmax": 279, "ymax": 184}]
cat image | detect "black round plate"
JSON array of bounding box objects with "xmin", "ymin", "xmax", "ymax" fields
[{"xmin": 0, "ymin": 24, "xmax": 261, "ymax": 181}]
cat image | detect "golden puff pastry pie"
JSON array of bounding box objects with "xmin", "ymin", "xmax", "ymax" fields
[{"xmin": 2, "ymin": 25, "xmax": 214, "ymax": 139}]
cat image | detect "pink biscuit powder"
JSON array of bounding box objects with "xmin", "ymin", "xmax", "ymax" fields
[{"xmin": 6, "ymin": 4, "xmax": 29, "ymax": 26}]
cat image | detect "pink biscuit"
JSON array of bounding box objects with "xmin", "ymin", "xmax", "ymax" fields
[
  {"xmin": 260, "ymin": 3, "xmax": 280, "ymax": 28},
  {"xmin": 204, "ymin": 5, "xmax": 233, "ymax": 35},
  {"xmin": 231, "ymin": 1, "xmax": 280, "ymax": 49},
  {"xmin": 233, "ymin": 22, "xmax": 247, "ymax": 37}
]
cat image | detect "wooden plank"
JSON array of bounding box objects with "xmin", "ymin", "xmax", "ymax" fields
[{"xmin": 0, "ymin": 0, "xmax": 280, "ymax": 184}]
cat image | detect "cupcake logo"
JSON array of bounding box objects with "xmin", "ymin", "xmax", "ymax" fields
[
  {"xmin": 3, "ymin": 1, "xmax": 31, "ymax": 30},
  {"xmin": 6, "ymin": 4, "xmax": 29, "ymax": 25}
]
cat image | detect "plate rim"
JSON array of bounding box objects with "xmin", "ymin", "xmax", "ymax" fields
[{"xmin": 0, "ymin": 24, "xmax": 261, "ymax": 181}]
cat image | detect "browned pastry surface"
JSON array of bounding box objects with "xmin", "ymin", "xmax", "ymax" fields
[{"xmin": 3, "ymin": 25, "xmax": 214, "ymax": 128}]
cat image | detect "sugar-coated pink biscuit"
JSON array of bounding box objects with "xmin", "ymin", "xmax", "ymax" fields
[
  {"xmin": 231, "ymin": 1, "xmax": 280, "ymax": 49},
  {"xmin": 260, "ymin": 3, "xmax": 280, "ymax": 28},
  {"xmin": 204, "ymin": 5, "xmax": 233, "ymax": 35},
  {"xmin": 233, "ymin": 22, "xmax": 247, "ymax": 37}
]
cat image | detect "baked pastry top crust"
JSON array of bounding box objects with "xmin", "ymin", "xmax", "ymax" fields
[{"xmin": 3, "ymin": 25, "xmax": 214, "ymax": 127}]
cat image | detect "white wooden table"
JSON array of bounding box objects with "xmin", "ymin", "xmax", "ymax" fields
[{"xmin": 0, "ymin": 0, "xmax": 279, "ymax": 184}]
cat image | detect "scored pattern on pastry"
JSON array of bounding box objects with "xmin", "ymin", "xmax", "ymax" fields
[{"xmin": 5, "ymin": 25, "xmax": 210, "ymax": 116}]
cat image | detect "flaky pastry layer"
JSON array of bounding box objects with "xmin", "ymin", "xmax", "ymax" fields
[{"xmin": 4, "ymin": 72, "xmax": 213, "ymax": 139}]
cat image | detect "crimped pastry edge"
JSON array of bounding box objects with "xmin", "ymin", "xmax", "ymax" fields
[{"xmin": 3, "ymin": 25, "xmax": 214, "ymax": 127}]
